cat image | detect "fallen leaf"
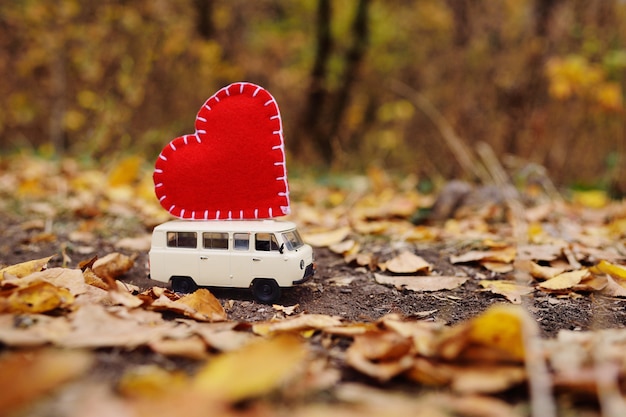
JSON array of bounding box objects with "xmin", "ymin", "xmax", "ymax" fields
[
  {"xmin": 346, "ymin": 330, "xmax": 414, "ymax": 382},
  {"xmin": 438, "ymin": 305, "xmax": 528, "ymax": 363},
  {"xmin": 252, "ymin": 313, "xmax": 343, "ymax": 336},
  {"xmin": 302, "ymin": 226, "xmax": 351, "ymax": 247},
  {"xmin": 591, "ymin": 260, "xmax": 626, "ymax": 280},
  {"xmin": 0, "ymin": 256, "xmax": 54, "ymax": 280},
  {"xmin": 450, "ymin": 247, "xmax": 516, "ymax": 264},
  {"xmin": 272, "ymin": 304, "xmax": 300, "ymax": 315},
  {"xmin": 193, "ymin": 334, "xmax": 307, "ymax": 402},
  {"xmin": 151, "ymin": 289, "xmax": 227, "ymax": 322},
  {"xmin": 375, "ymin": 273, "xmax": 467, "ymax": 292},
  {"xmin": 0, "ymin": 349, "xmax": 93, "ymax": 415},
  {"xmin": 480, "ymin": 281, "xmax": 534, "ymax": 304},
  {"xmin": 93, "ymin": 252, "xmax": 134, "ymax": 280},
  {"xmin": 148, "ymin": 335, "xmax": 208, "ymax": 360},
  {"xmin": 384, "ymin": 251, "xmax": 432, "ymax": 274},
  {"xmin": 4, "ymin": 281, "xmax": 74, "ymax": 313},
  {"xmin": 449, "ymin": 365, "xmax": 526, "ymax": 394},
  {"xmin": 527, "ymin": 261, "xmax": 565, "ymax": 280},
  {"xmin": 538, "ymin": 269, "xmax": 590, "ymax": 291},
  {"xmin": 118, "ymin": 364, "xmax": 189, "ymax": 398}
]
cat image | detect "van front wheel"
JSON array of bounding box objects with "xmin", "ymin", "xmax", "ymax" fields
[
  {"xmin": 252, "ymin": 279, "xmax": 281, "ymax": 304},
  {"xmin": 171, "ymin": 276, "xmax": 197, "ymax": 293}
]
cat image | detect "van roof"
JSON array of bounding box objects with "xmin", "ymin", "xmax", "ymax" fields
[{"xmin": 153, "ymin": 219, "xmax": 299, "ymax": 233}]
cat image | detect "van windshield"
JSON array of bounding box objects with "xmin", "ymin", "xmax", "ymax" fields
[{"xmin": 281, "ymin": 230, "xmax": 304, "ymax": 251}]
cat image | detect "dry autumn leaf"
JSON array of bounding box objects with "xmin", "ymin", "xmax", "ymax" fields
[
  {"xmin": 193, "ymin": 334, "xmax": 307, "ymax": 402},
  {"xmin": 150, "ymin": 289, "xmax": 227, "ymax": 322},
  {"xmin": 4, "ymin": 281, "xmax": 74, "ymax": 313},
  {"xmin": 0, "ymin": 349, "xmax": 93, "ymax": 415},
  {"xmin": 538, "ymin": 269, "xmax": 590, "ymax": 291},
  {"xmin": 93, "ymin": 252, "xmax": 134, "ymax": 280},
  {"xmin": 450, "ymin": 247, "xmax": 517, "ymax": 264},
  {"xmin": 383, "ymin": 251, "xmax": 432, "ymax": 274},
  {"xmin": 374, "ymin": 273, "xmax": 468, "ymax": 292},
  {"xmin": 479, "ymin": 281, "xmax": 534, "ymax": 304},
  {"xmin": 302, "ymin": 226, "xmax": 351, "ymax": 247},
  {"xmin": 0, "ymin": 256, "xmax": 54, "ymax": 280}
]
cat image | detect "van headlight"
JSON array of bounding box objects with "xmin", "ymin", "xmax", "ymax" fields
[{"xmin": 300, "ymin": 260, "xmax": 304, "ymax": 269}]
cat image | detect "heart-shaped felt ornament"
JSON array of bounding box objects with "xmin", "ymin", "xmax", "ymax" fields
[{"xmin": 153, "ymin": 82, "xmax": 290, "ymax": 220}]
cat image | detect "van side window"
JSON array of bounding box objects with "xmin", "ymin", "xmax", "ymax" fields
[
  {"xmin": 203, "ymin": 232, "xmax": 228, "ymax": 250},
  {"xmin": 255, "ymin": 233, "xmax": 280, "ymax": 251},
  {"xmin": 234, "ymin": 233, "xmax": 249, "ymax": 250},
  {"xmin": 167, "ymin": 232, "xmax": 197, "ymax": 248}
]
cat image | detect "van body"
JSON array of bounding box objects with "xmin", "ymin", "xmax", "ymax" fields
[{"xmin": 149, "ymin": 220, "xmax": 314, "ymax": 303}]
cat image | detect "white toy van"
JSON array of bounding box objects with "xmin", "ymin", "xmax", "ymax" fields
[{"xmin": 149, "ymin": 220, "xmax": 315, "ymax": 303}]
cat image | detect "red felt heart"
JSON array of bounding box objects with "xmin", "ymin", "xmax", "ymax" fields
[{"xmin": 153, "ymin": 82, "xmax": 290, "ymax": 220}]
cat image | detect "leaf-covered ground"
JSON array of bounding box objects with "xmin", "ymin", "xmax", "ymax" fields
[{"xmin": 1, "ymin": 156, "xmax": 626, "ymax": 417}]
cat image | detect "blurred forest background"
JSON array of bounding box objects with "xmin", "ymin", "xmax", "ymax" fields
[{"xmin": 1, "ymin": 0, "xmax": 625, "ymax": 194}]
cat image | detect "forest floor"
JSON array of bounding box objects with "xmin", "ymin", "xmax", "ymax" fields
[{"xmin": 1, "ymin": 156, "xmax": 626, "ymax": 417}]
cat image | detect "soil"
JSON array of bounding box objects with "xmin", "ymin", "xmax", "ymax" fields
[
  {"xmin": 3, "ymin": 216, "xmax": 626, "ymax": 338},
  {"xmin": 3, "ymin": 214, "xmax": 626, "ymax": 417}
]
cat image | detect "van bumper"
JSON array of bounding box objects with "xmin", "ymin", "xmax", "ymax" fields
[{"xmin": 293, "ymin": 263, "xmax": 315, "ymax": 285}]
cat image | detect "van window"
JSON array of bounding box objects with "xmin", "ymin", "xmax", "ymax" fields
[
  {"xmin": 203, "ymin": 232, "xmax": 228, "ymax": 250},
  {"xmin": 281, "ymin": 230, "xmax": 304, "ymax": 251},
  {"xmin": 255, "ymin": 233, "xmax": 280, "ymax": 251},
  {"xmin": 167, "ymin": 232, "xmax": 197, "ymax": 248},
  {"xmin": 234, "ymin": 233, "xmax": 249, "ymax": 250}
]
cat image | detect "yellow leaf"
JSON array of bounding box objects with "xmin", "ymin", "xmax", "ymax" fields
[
  {"xmin": 572, "ymin": 189, "xmax": 609, "ymax": 208},
  {"xmin": 592, "ymin": 260, "xmax": 626, "ymax": 280},
  {"xmin": 108, "ymin": 155, "xmax": 143, "ymax": 187},
  {"xmin": 193, "ymin": 334, "xmax": 307, "ymax": 402},
  {"xmin": 538, "ymin": 269, "xmax": 590, "ymax": 291},
  {"xmin": 480, "ymin": 281, "xmax": 534, "ymax": 304},
  {"xmin": 118, "ymin": 365, "xmax": 189, "ymax": 398},
  {"xmin": 0, "ymin": 256, "xmax": 53, "ymax": 280},
  {"xmin": 150, "ymin": 289, "xmax": 227, "ymax": 322},
  {"xmin": 6, "ymin": 281, "xmax": 74, "ymax": 313},
  {"xmin": 466, "ymin": 305, "xmax": 527, "ymax": 362}
]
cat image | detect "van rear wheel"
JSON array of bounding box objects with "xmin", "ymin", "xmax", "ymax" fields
[
  {"xmin": 252, "ymin": 279, "xmax": 281, "ymax": 304},
  {"xmin": 171, "ymin": 276, "xmax": 197, "ymax": 293}
]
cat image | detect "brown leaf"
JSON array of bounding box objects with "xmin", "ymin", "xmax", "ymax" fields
[
  {"xmin": 150, "ymin": 289, "xmax": 227, "ymax": 322},
  {"xmin": 384, "ymin": 251, "xmax": 432, "ymax": 274},
  {"xmin": 93, "ymin": 252, "xmax": 134, "ymax": 280},
  {"xmin": 375, "ymin": 273, "xmax": 467, "ymax": 292},
  {"xmin": 346, "ymin": 330, "xmax": 414, "ymax": 382},
  {"xmin": 0, "ymin": 349, "xmax": 93, "ymax": 415},
  {"xmin": 450, "ymin": 247, "xmax": 516, "ymax": 264}
]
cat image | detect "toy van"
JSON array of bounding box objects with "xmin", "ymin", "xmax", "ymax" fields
[{"xmin": 149, "ymin": 220, "xmax": 315, "ymax": 303}]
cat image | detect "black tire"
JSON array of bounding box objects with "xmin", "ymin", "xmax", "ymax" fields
[
  {"xmin": 251, "ymin": 279, "xmax": 281, "ymax": 304},
  {"xmin": 171, "ymin": 276, "xmax": 198, "ymax": 293}
]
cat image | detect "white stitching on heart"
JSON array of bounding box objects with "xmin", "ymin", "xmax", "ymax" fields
[{"xmin": 156, "ymin": 82, "xmax": 291, "ymax": 220}]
